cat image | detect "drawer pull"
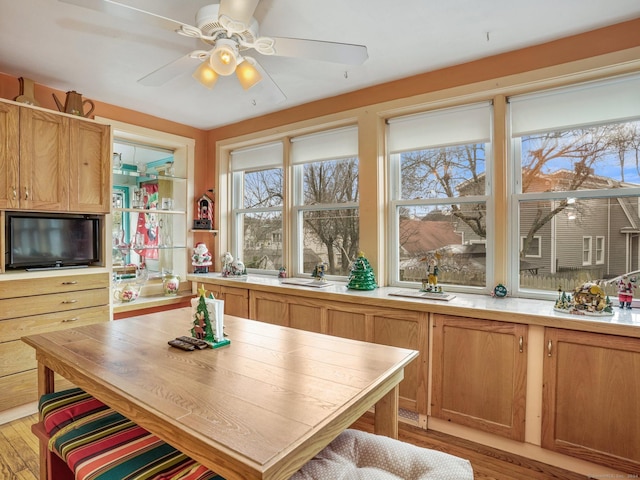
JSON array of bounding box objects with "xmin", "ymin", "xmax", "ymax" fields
[
  {"xmin": 62, "ymin": 281, "xmax": 78, "ymax": 285},
  {"xmin": 62, "ymin": 299, "xmax": 78, "ymax": 304},
  {"xmin": 518, "ymin": 336, "xmax": 523, "ymax": 353},
  {"xmin": 547, "ymin": 340, "xmax": 553, "ymax": 357},
  {"xmin": 24, "ymin": 186, "xmax": 29, "ymax": 200},
  {"xmin": 62, "ymin": 317, "xmax": 79, "ymax": 323}
]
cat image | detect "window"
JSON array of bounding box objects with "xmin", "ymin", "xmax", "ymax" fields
[
  {"xmin": 291, "ymin": 127, "xmax": 359, "ymax": 276},
  {"xmin": 510, "ymin": 73, "xmax": 640, "ymax": 295},
  {"xmin": 582, "ymin": 237, "xmax": 592, "ymax": 265},
  {"xmin": 521, "ymin": 235, "xmax": 542, "ymax": 258},
  {"xmin": 230, "ymin": 142, "xmax": 284, "ymax": 273},
  {"xmin": 388, "ymin": 102, "xmax": 493, "ymax": 290}
]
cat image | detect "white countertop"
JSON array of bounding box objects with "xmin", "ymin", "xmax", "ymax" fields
[{"xmin": 188, "ymin": 272, "xmax": 640, "ymax": 338}]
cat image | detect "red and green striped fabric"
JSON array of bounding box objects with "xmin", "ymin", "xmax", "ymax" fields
[
  {"xmin": 42, "ymin": 389, "xmax": 224, "ymax": 480},
  {"xmin": 39, "ymin": 387, "xmax": 109, "ymax": 436}
]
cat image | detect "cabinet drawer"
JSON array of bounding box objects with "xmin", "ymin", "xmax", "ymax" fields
[
  {"xmin": 0, "ymin": 272, "xmax": 109, "ymax": 299},
  {"xmin": 0, "ymin": 305, "xmax": 109, "ymax": 342},
  {"xmin": 0, "ymin": 370, "xmax": 75, "ymax": 411},
  {"xmin": 0, "ymin": 288, "xmax": 109, "ymax": 321},
  {"xmin": 0, "ymin": 340, "xmax": 34, "ymax": 377}
]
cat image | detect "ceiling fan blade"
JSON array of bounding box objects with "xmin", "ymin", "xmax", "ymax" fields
[
  {"xmin": 245, "ymin": 57, "xmax": 286, "ymax": 104},
  {"xmin": 218, "ymin": 0, "xmax": 260, "ymax": 26},
  {"xmin": 269, "ymin": 37, "xmax": 368, "ymax": 65},
  {"xmin": 58, "ymin": 0, "xmax": 191, "ymax": 33},
  {"xmin": 138, "ymin": 54, "xmax": 199, "ymax": 86}
]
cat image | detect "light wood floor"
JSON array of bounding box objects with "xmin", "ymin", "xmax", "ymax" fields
[{"xmin": 1, "ymin": 412, "xmax": 590, "ymax": 480}]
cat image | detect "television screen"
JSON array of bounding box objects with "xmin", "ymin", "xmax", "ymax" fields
[{"xmin": 5, "ymin": 213, "xmax": 101, "ymax": 270}]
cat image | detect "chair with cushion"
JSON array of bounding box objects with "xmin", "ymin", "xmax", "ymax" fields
[{"xmin": 291, "ymin": 429, "xmax": 474, "ymax": 480}]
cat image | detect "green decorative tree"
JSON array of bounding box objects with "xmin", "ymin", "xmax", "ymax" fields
[
  {"xmin": 191, "ymin": 294, "xmax": 215, "ymax": 344},
  {"xmin": 347, "ymin": 252, "xmax": 377, "ymax": 290}
]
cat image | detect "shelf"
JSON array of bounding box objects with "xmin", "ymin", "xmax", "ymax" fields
[
  {"xmin": 112, "ymin": 168, "xmax": 186, "ymax": 182},
  {"xmin": 113, "ymin": 245, "xmax": 187, "ymax": 251},
  {"xmin": 191, "ymin": 229, "xmax": 218, "ymax": 235},
  {"xmin": 113, "ymin": 208, "xmax": 186, "ymax": 215}
]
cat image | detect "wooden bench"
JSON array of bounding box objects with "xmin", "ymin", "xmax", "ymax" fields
[{"xmin": 33, "ymin": 388, "xmax": 473, "ymax": 480}]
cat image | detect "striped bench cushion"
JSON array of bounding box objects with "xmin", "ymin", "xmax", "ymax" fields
[
  {"xmin": 39, "ymin": 388, "xmax": 109, "ymax": 436},
  {"xmin": 42, "ymin": 390, "xmax": 224, "ymax": 480}
]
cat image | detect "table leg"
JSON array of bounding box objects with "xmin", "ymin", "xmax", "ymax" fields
[
  {"xmin": 37, "ymin": 361, "xmax": 55, "ymax": 397},
  {"xmin": 36, "ymin": 361, "xmax": 55, "ymax": 480},
  {"xmin": 374, "ymin": 384, "xmax": 399, "ymax": 439}
]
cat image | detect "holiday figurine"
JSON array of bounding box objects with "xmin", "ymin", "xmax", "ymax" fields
[
  {"xmin": 617, "ymin": 275, "xmax": 636, "ymax": 309},
  {"xmin": 192, "ymin": 242, "xmax": 212, "ymax": 273},
  {"xmin": 311, "ymin": 262, "xmax": 328, "ymax": 281},
  {"xmin": 278, "ymin": 266, "xmax": 287, "ymax": 278},
  {"xmin": 420, "ymin": 254, "xmax": 442, "ymax": 293},
  {"xmin": 220, "ymin": 252, "xmax": 247, "ymax": 277},
  {"xmin": 347, "ymin": 252, "xmax": 377, "ymax": 290},
  {"xmin": 191, "ymin": 287, "xmax": 215, "ymax": 343}
]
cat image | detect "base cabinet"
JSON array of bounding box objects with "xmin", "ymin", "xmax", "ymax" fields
[
  {"xmin": 431, "ymin": 314, "xmax": 528, "ymax": 441},
  {"xmin": 542, "ymin": 328, "xmax": 640, "ymax": 474},
  {"xmin": 0, "ymin": 272, "xmax": 110, "ymax": 410},
  {"xmin": 205, "ymin": 284, "xmax": 249, "ymax": 318},
  {"xmin": 249, "ymin": 290, "xmax": 427, "ymax": 415}
]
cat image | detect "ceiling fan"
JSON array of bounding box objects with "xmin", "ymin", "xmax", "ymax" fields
[{"xmin": 59, "ymin": 0, "xmax": 369, "ymax": 100}]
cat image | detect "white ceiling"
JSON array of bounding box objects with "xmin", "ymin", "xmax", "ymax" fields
[{"xmin": 1, "ymin": 0, "xmax": 639, "ymax": 130}]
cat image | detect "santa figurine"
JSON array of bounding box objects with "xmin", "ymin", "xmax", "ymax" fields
[
  {"xmin": 192, "ymin": 242, "xmax": 212, "ymax": 273},
  {"xmin": 617, "ymin": 275, "xmax": 636, "ymax": 309}
]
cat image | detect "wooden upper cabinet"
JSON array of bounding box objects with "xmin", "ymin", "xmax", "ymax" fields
[
  {"xmin": 0, "ymin": 102, "xmax": 19, "ymax": 209},
  {"xmin": 0, "ymin": 100, "xmax": 111, "ymax": 213},
  {"xmin": 19, "ymin": 108, "xmax": 70, "ymax": 211},
  {"xmin": 431, "ymin": 314, "xmax": 528, "ymax": 441},
  {"xmin": 542, "ymin": 328, "xmax": 640, "ymax": 474},
  {"xmin": 69, "ymin": 119, "xmax": 111, "ymax": 213}
]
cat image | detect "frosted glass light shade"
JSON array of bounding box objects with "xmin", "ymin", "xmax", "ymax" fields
[
  {"xmin": 236, "ymin": 59, "xmax": 262, "ymax": 90},
  {"xmin": 210, "ymin": 41, "xmax": 237, "ymax": 76},
  {"xmin": 192, "ymin": 61, "xmax": 219, "ymax": 89}
]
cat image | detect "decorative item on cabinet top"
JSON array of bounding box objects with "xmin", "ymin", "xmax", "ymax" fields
[
  {"xmin": 194, "ymin": 192, "xmax": 214, "ymax": 230},
  {"xmin": 14, "ymin": 77, "xmax": 39, "ymax": 106},
  {"xmin": 52, "ymin": 90, "xmax": 95, "ymax": 117}
]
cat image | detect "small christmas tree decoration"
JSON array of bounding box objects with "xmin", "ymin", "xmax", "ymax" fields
[
  {"xmin": 191, "ymin": 285, "xmax": 230, "ymax": 348},
  {"xmin": 347, "ymin": 252, "xmax": 377, "ymax": 290}
]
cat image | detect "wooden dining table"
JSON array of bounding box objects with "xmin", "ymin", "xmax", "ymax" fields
[{"xmin": 23, "ymin": 307, "xmax": 418, "ymax": 480}]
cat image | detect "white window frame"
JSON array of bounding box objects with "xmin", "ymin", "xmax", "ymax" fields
[
  {"xmin": 229, "ymin": 142, "xmax": 284, "ymax": 275},
  {"xmin": 387, "ymin": 102, "xmax": 494, "ymax": 293},
  {"xmin": 509, "ymin": 73, "xmax": 640, "ymax": 299},
  {"xmin": 290, "ymin": 126, "xmax": 360, "ymax": 279},
  {"xmin": 595, "ymin": 236, "xmax": 605, "ymax": 265},
  {"xmin": 582, "ymin": 236, "xmax": 592, "ymax": 266},
  {"xmin": 521, "ymin": 235, "xmax": 542, "ymax": 258}
]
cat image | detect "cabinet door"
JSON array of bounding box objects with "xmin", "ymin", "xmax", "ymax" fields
[
  {"xmin": 432, "ymin": 314, "xmax": 527, "ymax": 441},
  {"xmin": 69, "ymin": 119, "xmax": 111, "ymax": 213},
  {"xmin": 374, "ymin": 310, "xmax": 427, "ymax": 415},
  {"xmin": 19, "ymin": 108, "xmax": 69, "ymax": 210},
  {"xmin": 221, "ymin": 286, "xmax": 249, "ymax": 318},
  {"xmin": 0, "ymin": 102, "xmax": 19, "ymax": 209},
  {"xmin": 251, "ymin": 290, "xmax": 288, "ymax": 326},
  {"xmin": 542, "ymin": 328, "xmax": 640, "ymax": 473}
]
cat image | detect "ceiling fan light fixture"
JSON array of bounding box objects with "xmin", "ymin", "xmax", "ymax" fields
[
  {"xmin": 192, "ymin": 61, "xmax": 219, "ymax": 89},
  {"xmin": 236, "ymin": 58, "xmax": 262, "ymax": 90},
  {"xmin": 209, "ymin": 39, "xmax": 238, "ymax": 76}
]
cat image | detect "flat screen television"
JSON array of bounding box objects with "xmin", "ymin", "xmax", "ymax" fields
[{"xmin": 5, "ymin": 212, "xmax": 102, "ymax": 270}]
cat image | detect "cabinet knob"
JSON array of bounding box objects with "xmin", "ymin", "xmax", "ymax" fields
[
  {"xmin": 547, "ymin": 340, "xmax": 553, "ymax": 357},
  {"xmin": 11, "ymin": 186, "xmax": 17, "ymax": 200},
  {"xmin": 519, "ymin": 336, "xmax": 524, "ymax": 353},
  {"xmin": 24, "ymin": 186, "xmax": 29, "ymax": 200}
]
